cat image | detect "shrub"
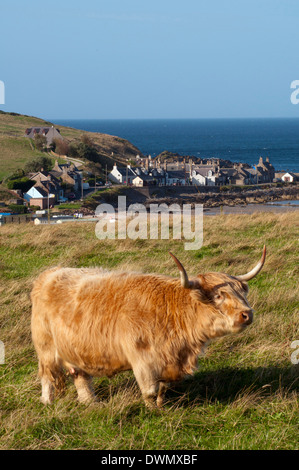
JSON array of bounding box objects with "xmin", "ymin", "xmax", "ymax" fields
[
  {"xmin": 34, "ymin": 134, "xmax": 47, "ymax": 151},
  {"xmin": 24, "ymin": 156, "xmax": 53, "ymax": 173},
  {"xmin": 7, "ymin": 177, "xmax": 35, "ymax": 192},
  {"xmin": 7, "ymin": 204, "xmax": 28, "ymax": 214}
]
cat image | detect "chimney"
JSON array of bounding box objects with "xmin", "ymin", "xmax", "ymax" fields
[{"xmin": 189, "ymin": 160, "xmax": 193, "ymax": 178}]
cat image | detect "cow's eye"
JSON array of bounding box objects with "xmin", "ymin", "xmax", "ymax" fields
[{"xmin": 214, "ymin": 294, "xmax": 222, "ymax": 301}]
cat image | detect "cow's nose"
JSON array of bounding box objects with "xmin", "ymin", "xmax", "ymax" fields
[{"xmin": 240, "ymin": 311, "xmax": 253, "ymax": 325}]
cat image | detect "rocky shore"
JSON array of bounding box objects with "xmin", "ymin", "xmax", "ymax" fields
[
  {"xmin": 144, "ymin": 184, "xmax": 299, "ymax": 209},
  {"xmin": 59, "ymin": 183, "xmax": 298, "ymax": 217}
]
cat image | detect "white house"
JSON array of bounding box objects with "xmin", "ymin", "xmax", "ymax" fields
[
  {"xmin": 191, "ymin": 167, "xmax": 217, "ymax": 186},
  {"xmin": 108, "ymin": 164, "xmax": 137, "ymax": 185},
  {"xmin": 281, "ymin": 172, "xmax": 297, "ymax": 183}
]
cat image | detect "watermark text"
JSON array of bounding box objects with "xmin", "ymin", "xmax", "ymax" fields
[
  {"xmin": 0, "ymin": 340, "xmax": 4, "ymax": 364},
  {"xmin": 95, "ymin": 197, "xmax": 203, "ymax": 250},
  {"xmin": 290, "ymin": 80, "xmax": 299, "ymax": 104},
  {"xmin": 290, "ymin": 340, "xmax": 299, "ymax": 364}
]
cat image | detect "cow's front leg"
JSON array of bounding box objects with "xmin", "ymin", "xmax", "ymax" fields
[{"xmin": 133, "ymin": 366, "xmax": 160, "ymax": 408}]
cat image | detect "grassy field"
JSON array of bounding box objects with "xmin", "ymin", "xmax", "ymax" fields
[{"xmin": 0, "ymin": 211, "xmax": 298, "ymax": 450}]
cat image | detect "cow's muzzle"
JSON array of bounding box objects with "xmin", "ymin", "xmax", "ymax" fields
[{"xmin": 238, "ymin": 310, "xmax": 253, "ymax": 327}]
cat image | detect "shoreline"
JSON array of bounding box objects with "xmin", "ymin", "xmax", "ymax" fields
[{"xmin": 203, "ymin": 201, "xmax": 299, "ymax": 216}]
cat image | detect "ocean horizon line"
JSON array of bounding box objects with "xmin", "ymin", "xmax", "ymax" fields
[{"xmin": 52, "ymin": 116, "xmax": 299, "ymax": 122}]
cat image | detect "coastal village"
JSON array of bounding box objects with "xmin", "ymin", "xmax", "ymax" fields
[
  {"xmin": 0, "ymin": 122, "xmax": 298, "ymax": 222},
  {"xmin": 108, "ymin": 155, "xmax": 276, "ymax": 187}
]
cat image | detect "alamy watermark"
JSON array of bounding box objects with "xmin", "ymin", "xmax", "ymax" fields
[
  {"xmin": 0, "ymin": 340, "xmax": 4, "ymax": 364},
  {"xmin": 290, "ymin": 340, "xmax": 299, "ymax": 365},
  {"xmin": 0, "ymin": 80, "xmax": 5, "ymax": 105},
  {"xmin": 95, "ymin": 196, "xmax": 203, "ymax": 250},
  {"xmin": 290, "ymin": 80, "xmax": 299, "ymax": 104}
]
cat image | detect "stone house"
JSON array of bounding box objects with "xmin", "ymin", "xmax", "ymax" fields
[
  {"xmin": 148, "ymin": 168, "xmax": 167, "ymax": 186},
  {"xmin": 219, "ymin": 164, "xmax": 254, "ymax": 186},
  {"xmin": 248, "ymin": 157, "xmax": 275, "ymax": 183},
  {"xmin": 23, "ymin": 160, "xmax": 83, "ymax": 207},
  {"xmin": 165, "ymin": 170, "xmax": 187, "ymax": 185},
  {"xmin": 25, "ymin": 126, "xmax": 63, "ymax": 147},
  {"xmin": 50, "ymin": 160, "xmax": 82, "ymax": 192}
]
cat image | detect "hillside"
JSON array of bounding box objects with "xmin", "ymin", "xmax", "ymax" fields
[
  {"xmin": 0, "ymin": 211, "xmax": 298, "ymax": 450},
  {"xmin": 0, "ymin": 111, "xmax": 142, "ymax": 181}
]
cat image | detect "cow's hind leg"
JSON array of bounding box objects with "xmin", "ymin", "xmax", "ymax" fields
[
  {"xmin": 157, "ymin": 382, "xmax": 168, "ymax": 408},
  {"xmin": 72, "ymin": 370, "xmax": 96, "ymax": 403},
  {"xmin": 32, "ymin": 310, "xmax": 65, "ymax": 404}
]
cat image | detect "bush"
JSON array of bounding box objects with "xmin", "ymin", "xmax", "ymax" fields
[
  {"xmin": 7, "ymin": 177, "xmax": 35, "ymax": 192},
  {"xmin": 29, "ymin": 205, "xmax": 41, "ymax": 212},
  {"xmin": 34, "ymin": 134, "xmax": 47, "ymax": 151},
  {"xmin": 219, "ymin": 185, "xmax": 231, "ymax": 192},
  {"xmin": 52, "ymin": 138, "xmax": 69, "ymax": 156},
  {"xmin": 24, "ymin": 156, "xmax": 53, "ymax": 173},
  {"xmin": 7, "ymin": 204, "xmax": 28, "ymax": 214},
  {"xmin": 67, "ymin": 136, "xmax": 100, "ymax": 163}
]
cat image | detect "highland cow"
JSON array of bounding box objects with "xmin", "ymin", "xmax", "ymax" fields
[{"xmin": 31, "ymin": 246, "xmax": 266, "ymax": 407}]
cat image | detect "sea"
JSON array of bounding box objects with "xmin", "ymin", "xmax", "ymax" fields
[{"xmin": 54, "ymin": 118, "xmax": 299, "ymax": 173}]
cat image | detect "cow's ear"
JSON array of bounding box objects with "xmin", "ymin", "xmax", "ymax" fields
[
  {"xmin": 190, "ymin": 275, "xmax": 211, "ymax": 303},
  {"xmin": 196, "ymin": 274, "xmax": 210, "ymax": 293},
  {"xmin": 241, "ymin": 281, "xmax": 249, "ymax": 293}
]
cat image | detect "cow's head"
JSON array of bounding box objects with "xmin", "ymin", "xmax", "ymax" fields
[{"xmin": 169, "ymin": 246, "xmax": 266, "ymax": 336}]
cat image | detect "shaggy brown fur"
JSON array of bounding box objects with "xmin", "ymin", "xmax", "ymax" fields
[{"xmin": 31, "ymin": 263, "xmax": 256, "ymax": 407}]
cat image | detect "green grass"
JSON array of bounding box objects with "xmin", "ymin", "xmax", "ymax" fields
[
  {"xmin": 0, "ymin": 211, "xmax": 298, "ymax": 450},
  {"xmin": 57, "ymin": 203, "xmax": 83, "ymax": 210},
  {"xmin": 0, "ymin": 137, "xmax": 46, "ymax": 180}
]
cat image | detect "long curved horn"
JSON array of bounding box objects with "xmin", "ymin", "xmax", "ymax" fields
[
  {"xmin": 169, "ymin": 252, "xmax": 190, "ymax": 288},
  {"xmin": 236, "ymin": 245, "xmax": 266, "ymax": 282}
]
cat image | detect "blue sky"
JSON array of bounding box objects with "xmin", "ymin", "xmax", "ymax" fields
[{"xmin": 0, "ymin": 0, "xmax": 299, "ymax": 119}]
